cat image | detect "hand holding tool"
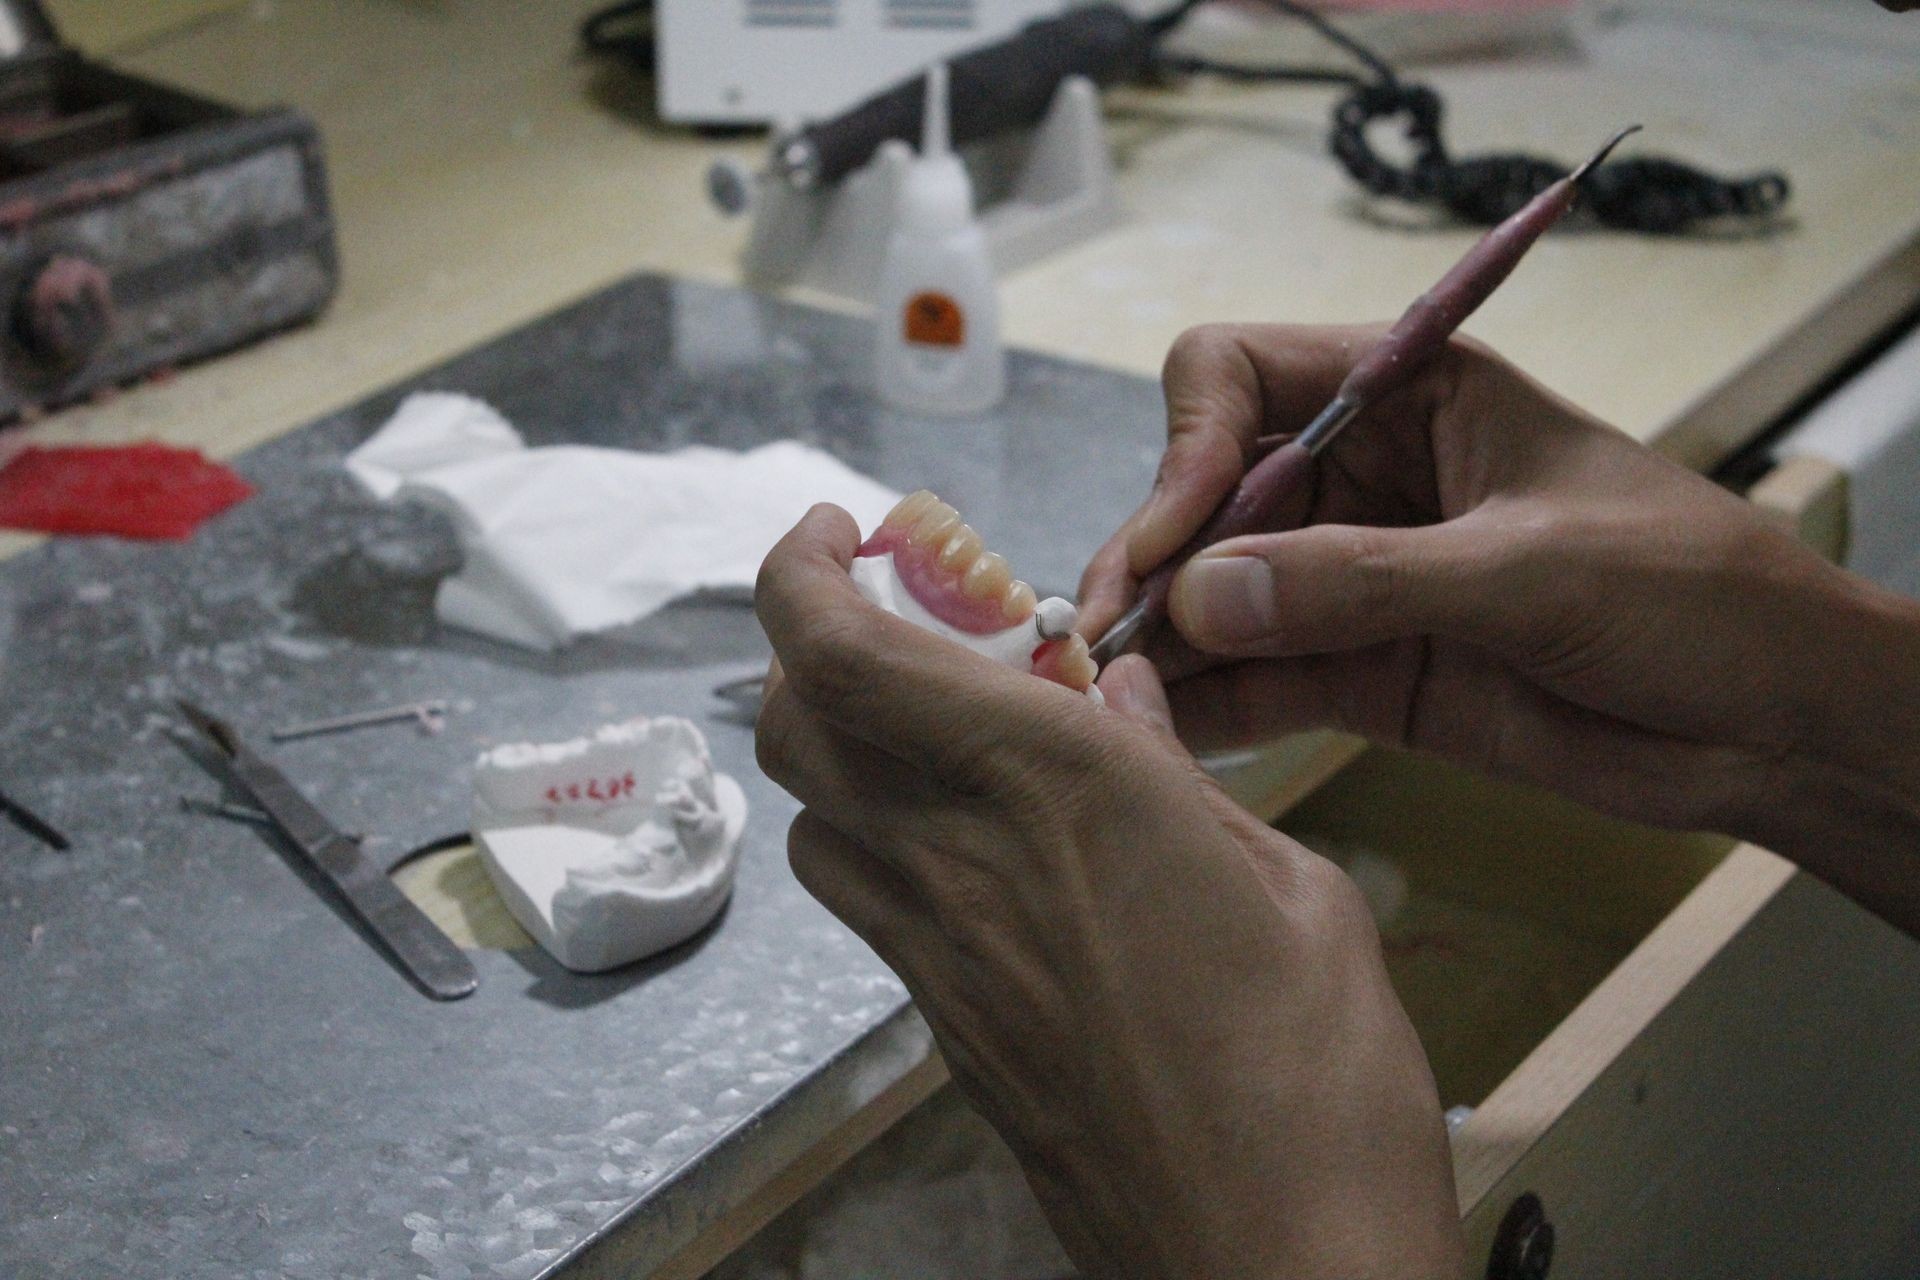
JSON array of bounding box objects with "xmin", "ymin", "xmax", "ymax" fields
[{"xmin": 1089, "ymin": 126, "xmax": 1641, "ymax": 667}]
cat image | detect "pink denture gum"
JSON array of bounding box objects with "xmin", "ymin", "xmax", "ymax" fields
[{"xmin": 856, "ymin": 523, "xmax": 1015, "ymax": 636}]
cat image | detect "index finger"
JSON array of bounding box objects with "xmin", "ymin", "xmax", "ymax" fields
[
  {"xmin": 755, "ymin": 504, "xmax": 1099, "ymax": 795},
  {"xmin": 1132, "ymin": 323, "xmax": 1375, "ymax": 574},
  {"xmin": 1079, "ymin": 324, "xmax": 1369, "ymax": 639}
]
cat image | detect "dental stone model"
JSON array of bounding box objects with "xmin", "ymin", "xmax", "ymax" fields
[
  {"xmin": 854, "ymin": 491, "xmax": 1102, "ymax": 700},
  {"xmin": 472, "ymin": 717, "xmax": 747, "ymax": 972}
]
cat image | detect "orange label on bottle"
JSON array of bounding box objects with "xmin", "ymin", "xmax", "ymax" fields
[{"xmin": 903, "ymin": 291, "xmax": 966, "ymax": 347}]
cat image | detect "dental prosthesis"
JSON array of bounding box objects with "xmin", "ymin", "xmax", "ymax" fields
[
  {"xmin": 472, "ymin": 716, "xmax": 748, "ymax": 973},
  {"xmin": 853, "ymin": 491, "xmax": 1102, "ymax": 703}
]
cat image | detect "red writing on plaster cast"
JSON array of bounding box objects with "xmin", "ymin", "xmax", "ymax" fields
[{"xmin": 545, "ymin": 772, "xmax": 639, "ymax": 806}]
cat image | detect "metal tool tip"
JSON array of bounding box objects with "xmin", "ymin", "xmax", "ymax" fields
[
  {"xmin": 175, "ymin": 699, "xmax": 236, "ymax": 755},
  {"xmin": 1570, "ymin": 124, "xmax": 1642, "ymax": 186}
]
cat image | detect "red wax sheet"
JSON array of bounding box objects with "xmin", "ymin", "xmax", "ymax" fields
[{"xmin": 0, "ymin": 441, "xmax": 254, "ymax": 540}]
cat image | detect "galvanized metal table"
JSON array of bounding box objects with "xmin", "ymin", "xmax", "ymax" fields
[{"xmin": 0, "ymin": 274, "xmax": 1163, "ymax": 1280}]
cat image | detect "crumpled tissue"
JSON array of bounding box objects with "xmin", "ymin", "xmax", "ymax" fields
[{"xmin": 346, "ymin": 392, "xmax": 900, "ymax": 650}]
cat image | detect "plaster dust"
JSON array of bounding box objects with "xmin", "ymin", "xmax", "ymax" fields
[{"xmin": 472, "ymin": 716, "xmax": 748, "ymax": 973}]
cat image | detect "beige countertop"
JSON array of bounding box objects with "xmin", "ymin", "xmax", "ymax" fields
[{"xmin": 10, "ymin": 0, "xmax": 1917, "ymax": 478}]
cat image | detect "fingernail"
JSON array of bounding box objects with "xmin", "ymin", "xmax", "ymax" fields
[{"xmin": 1172, "ymin": 555, "xmax": 1278, "ymax": 645}]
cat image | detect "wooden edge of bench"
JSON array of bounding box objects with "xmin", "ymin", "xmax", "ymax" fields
[
  {"xmin": 1449, "ymin": 842, "xmax": 1795, "ymax": 1215},
  {"xmin": 1750, "ymin": 453, "xmax": 1850, "ymax": 561},
  {"xmin": 648, "ymin": 1052, "xmax": 952, "ymax": 1280}
]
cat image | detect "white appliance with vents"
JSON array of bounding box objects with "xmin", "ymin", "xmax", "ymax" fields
[{"xmin": 657, "ymin": 0, "xmax": 1081, "ymax": 125}]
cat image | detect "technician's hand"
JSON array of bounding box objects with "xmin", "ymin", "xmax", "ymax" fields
[
  {"xmin": 1080, "ymin": 324, "xmax": 1920, "ymax": 934},
  {"xmin": 756, "ymin": 505, "xmax": 1464, "ymax": 1280}
]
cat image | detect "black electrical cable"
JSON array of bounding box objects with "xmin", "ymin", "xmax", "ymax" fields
[
  {"xmin": 1155, "ymin": 0, "xmax": 1790, "ymax": 233},
  {"xmin": 582, "ymin": 0, "xmax": 1787, "ymax": 234},
  {"xmin": 580, "ymin": 0, "xmax": 656, "ymax": 68}
]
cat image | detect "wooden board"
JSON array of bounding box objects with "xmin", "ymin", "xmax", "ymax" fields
[
  {"xmin": 1752, "ymin": 453, "xmax": 1850, "ymax": 560},
  {"xmin": 1455, "ymin": 860, "xmax": 1920, "ymax": 1278},
  {"xmin": 49, "ymin": 0, "xmax": 245, "ymax": 54}
]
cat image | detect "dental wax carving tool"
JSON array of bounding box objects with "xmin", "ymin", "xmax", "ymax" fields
[
  {"xmin": 472, "ymin": 717, "xmax": 748, "ymax": 974},
  {"xmin": 855, "ymin": 490, "xmax": 1102, "ymax": 700},
  {"xmin": 1089, "ymin": 125, "xmax": 1642, "ymax": 668}
]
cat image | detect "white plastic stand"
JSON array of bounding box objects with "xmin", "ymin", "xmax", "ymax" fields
[{"xmin": 739, "ymin": 76, "xmax": 1119, "ymax": 304}]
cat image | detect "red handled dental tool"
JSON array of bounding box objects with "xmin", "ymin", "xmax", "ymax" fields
[{"xmin": 1088, "ymin": 124, "xmax": 1642, "ymax": 668}]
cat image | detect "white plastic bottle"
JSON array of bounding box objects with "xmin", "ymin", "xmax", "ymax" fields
[{"xmin": 873, "ymin": 63, "xmax": 1007, "ymax": 416}]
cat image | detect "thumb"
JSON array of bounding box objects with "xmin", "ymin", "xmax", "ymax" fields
[
  {"xmin": 1168, "ymin": 522, "xmax": 1516, "ymax": 658},
  {"xmin": 1097, "ymin": 654, "xmax": 1182, "ymax": 748}
]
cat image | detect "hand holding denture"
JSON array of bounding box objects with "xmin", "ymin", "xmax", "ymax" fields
[{"xmin": 754, "ymin": 503, "xmax": 1464, "ymax": 1280}]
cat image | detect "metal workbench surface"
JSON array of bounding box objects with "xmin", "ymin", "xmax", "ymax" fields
[{"xmin": 0, "ymin": 275, "xmax": 1164, "ymax": 1280}]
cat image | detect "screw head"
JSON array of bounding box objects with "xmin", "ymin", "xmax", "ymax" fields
[{"xmin": 1487, "ymin": 1192, "xmax": 1555, "ymax": 1280}]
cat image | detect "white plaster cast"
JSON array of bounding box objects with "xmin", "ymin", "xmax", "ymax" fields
[
  {"xmin": 850, "ymin": 552, "xmax": 1040, "ymax": 667},
  {"xmin": 472, "ymin": 717, "xmax": 747, "ymax": 972}
]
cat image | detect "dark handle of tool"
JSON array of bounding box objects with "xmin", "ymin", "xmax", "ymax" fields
[
  {"xmin": 789, "ymin": 4, "xmax": 1153, "ymax": 187},
  {"xmin": 1133, "ymin": 440, "xmax": 1319, "ymax": 639}
]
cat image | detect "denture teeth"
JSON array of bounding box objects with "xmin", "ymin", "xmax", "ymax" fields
[
  {"xmin": 910, "ymin": 502, "xmax": 962, "ymax": 547},
  {"xmin": 936, "ymin": 527, "xmax": 980, "ymax": 574},
  {"xmin": 886, "ymin": 490, "xmax": 939, "ymax": 529},
  {"xmin": 961, "ymin": 552, "xmax": 1012, "ymax": 601},
  {"xmin": 1058, "ymin": 633, "xmax": 1098, "ymax": 690},
  {"xmin": 1002, "ymin": 581, "xmax": 1037, "ymax": 623}
]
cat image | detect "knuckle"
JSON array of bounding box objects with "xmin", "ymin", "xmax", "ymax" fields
[
  {"xmin": 1162, "ymin": 323, "xmax": 1238, "ymax": 381},
  {"xmin": 1285, "ymin": 850, "xmax": 1384, "ymax": 954},
  {"xmin": 924, "ymin": 709, "xmax": 1023, "ymax": 801},
  {"xmin": 1441, "ymin": 330, "xmax": 1499, "ymax": 371},
  {"xmin": 1345, "ymin": 530, "xmax": 1408, "ymax": 617},
  {"xmin": 785, "ymin": 814, "xmax": 845, "ymax": 904},
  {"xmin": 785, "ymin": 817, "xmax": 824, "ymax": 886},
  {"xmin": 778, "ymin": 611, "xmax": 868, "ymax": 715},
  {"xmin": 753, "ymin": 690, "xmax": 805, "ymax": 788}
]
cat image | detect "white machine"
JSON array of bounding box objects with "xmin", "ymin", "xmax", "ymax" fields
[{"xmin": 656, "ymin": 0, "xmax": 1155, "ymax": 125}]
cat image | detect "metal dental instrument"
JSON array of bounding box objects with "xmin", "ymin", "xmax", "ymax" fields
[
  {"xmin": 180, "ymin": 796, "xmax": 275, "ymax": 826},
  {"xmin": 271, "ymin": 699, "xmax": 448, "ymax": 743},
  {"xmin": 1089, "ymin": 125, "xmax": 1642, "ymax": 668},
  {"xmin": 0, "ymin": 787, "xmax": 70, "ymax": 851},
  {"xmin": 177, "ymin": 700, "xmax": 478, "ymax": 1001}
]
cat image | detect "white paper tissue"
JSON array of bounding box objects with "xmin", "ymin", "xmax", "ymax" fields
[{"xmin": 346, "ymin": 392, "xmax": 901, "ymax": 649}]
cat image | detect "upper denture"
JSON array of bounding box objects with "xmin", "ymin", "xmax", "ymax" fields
[{"xmin": 859, "ymin": 491, "xmax": 1037, "ymax": 636}]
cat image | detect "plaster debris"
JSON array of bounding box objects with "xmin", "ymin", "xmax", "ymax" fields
[{"xmin": 473, "ymin": 717, "xmax": 747, "ymax": 973}]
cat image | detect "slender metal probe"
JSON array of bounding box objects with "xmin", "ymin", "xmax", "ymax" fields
[
  {"xmin": 1089, "ymin": 126, "xmax": 1640, "ymax": 668},
  {"xmin": 0, "ymin": 788, "xmax": 69, "ymax": 851},
  {"xmin": 271, "ymin": 699, "xmax": 448, "ymax": 743}
]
